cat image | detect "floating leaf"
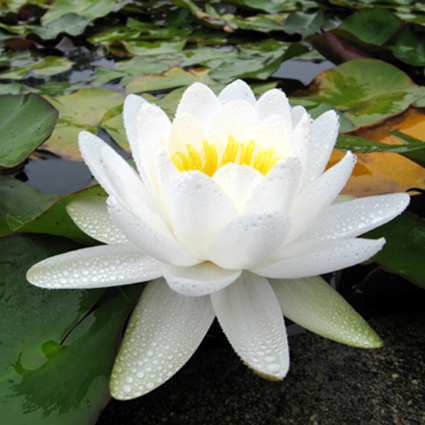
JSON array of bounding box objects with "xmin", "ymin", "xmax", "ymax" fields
[
  {"xmin": 290, "ymin": 59, "xmax": 425, "ymax": 128},
  {"xmin": 122, "ymin": 39, "xmax": 187, "ymax": 57},
  {"xmin": 0, "ymin": 233, "xmax": 143, "ymax": 425},
  {"xmin": 11, "ymin": 185, "xmax": 106, "ymax": 244},
  {"xmin": 42, "ymin": 89, "xmax": 125, "ymax": 160},
  {"xmin": 0, "ymin": 94, "xmax": 58, "ymax": 169},
  {"xmin": 0, "ymin": 177, "xmax": 58, "ymax": 237},
  {"xmin": 33, "ymin": 13, "xmax": 91, "ymax": 40},
  {"xmin": 0, "ymin": 56, "xmax": 72, "ymax": 79},
  {"xmin": 365, "ymin": 213, "xmax": 425, "ymax": 290}
]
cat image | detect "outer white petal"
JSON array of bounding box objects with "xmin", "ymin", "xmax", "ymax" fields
[
  {"xmin": 175, "ymin": 82, "xmax": 220, "ymax": 127},
  {"xmin": 99, "ymin": 145, "xmax": 171, "ymax": 236},
  {"xmin": 163, "ymin": 262, "xmax": 241, "ymax": 297},
  {"xmin": 244, "ymin": 156, "xmax": 302, "ymax": 214},
  {"xmin": 254, "ymin": 237, "xmax": 386, "ymax": 279},
  {"xmin": 287, "ymin": 152, "xmax": 356, "ymax": 242},
  {"xmin": 123, "ymin": 94, "xmax": 147, "ymax": 159},
  {"xmin": 255, "ymin": 89, "xmax": 291, "ymax": 125},
  {"xmin": 213, "ymin": 163, "xmax": 263, "ymax": 213},
  {"xmin": 110, "ymin": 279, "xmax": 215, "ymax": 400},
  {"xmin": 67, "ymin": 197, "xmax": 127, "ymax": 244},
  {"xmin": 288, "ymin": 112, "xmax": 311, "ymax": 173},
  {"xmin": 167, "ymin": 171, "xmax": 238, "ymax": 258},
  {"xmin": 297, "ymin": 193, "xmax": 410, "ymax": 242},
  {"xmin": 218, "ymin": 80, "xmax": 256, "ymax": 105},
  {"xmin": 137, "ymin": 103, "xmax": 172, "ymax": 189},
  {"xmin": 79, "ymin": 131, "xmax": 116, "ymax": 196},
  {"xmin": 108, "ymin": 196, "xmax": 200, "ymax": 267},
  {"xmin": 155, "ymin": 148, "xmax": 180, "ymax": 203},
  {"xmin": 211, "ymin": 272, "xmax": 289, "ymax": 379},
  {"xmin": 208, "ymin": 212, "xmax": 292, "ymax": 270},
  {"xmin": 26, "ymin": 243, "xmax": 164, "ymax": 289},
  {"xmin": 303, "ymin": 110, "xmax": 339, "ymax": 186},
  {"xmin": 290, "ymin": 105, "xmax": 308, "ymax": 127},
  {"xmin": 209, "ymin": 100, "xmax": 259, "ymax": 144},
  {"xmin": 270, "ymin": 276, "xmax": 383, "ymax": 348}
]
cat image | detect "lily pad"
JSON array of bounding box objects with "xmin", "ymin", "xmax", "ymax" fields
[
  {"xmin": 0, "ymin": 56, "xmax": 72, "ymax": 79},
  {"xmin": 0, "ymin": 233, "xmax": 144, "ymax": 425},
  {"xmin": 365, "ymin": 213, "xmax": 425, "ymax": 290},
  {"xmin": 42, "ymin": 89, "xmax": 126, "ymax": 160},
  {"xmin": 290, "ymin": 59, "xmax": 425, "ymax": 128},
  {"xmin": 0, "ymin": 94, "xmax": 58, "ymax": 169}
]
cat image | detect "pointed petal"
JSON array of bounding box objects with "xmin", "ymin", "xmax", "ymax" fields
[
  {"xmin": 110, "ymin": 279, "xmax": 215, "ymax": 400},
  {"xmin": 136, "ymin": 102, "xmax": 172, "ymax": 188},
  {"xmin": 175, "ymin": 82, "xmax": 220, "ymax": 127},
  {"xmin": 108, "ymin": 196, "xmax": 199, "ymax": 267},
  {"xmin": 270, "ymin": 276, "xmax": 383, "ymax": 347},
  {"xmin": 288, "ymin": 112, "xmax": 311, "ymax": 173},
  {"xmin": 67, "ymin": 197, "xmax": 127, "ymax": 244},
  {"xmin": 244, "ymin": 156, "xmax": 302, "ymax": 214},
  {"xmin": 297, "ymin": 193, "xmax": 410, "ymax": 242},
  {"xmin": 290, "ymin": 105, "xmax": 308, "ymax": 128},
  {"xmin": 218, "ymin": 80, "xmax": 256, "ymax": 105},
  {"xmin": 26, "ymin": 243, "xmax": 164, "ymax": 289},
  {"xmin": 208, "ymin": 212, "xmax": 292, "ymax": 270},
  {"xmin": 123, "ymin": 94, "xmax": 147, "ymax": 157},
  {"xmin": 163, "ymin": 262, "xmax": 241, "ymax": 297},
  {"xmin": 213, "ymin": 163, "xmax": 262, "ymax": 213},
  {"xmin": 287, "ymin": 152, "xmax": 356, "ymax": 242},
  {"xmin": 253, "ymin": 114, "xmax": 289, "ymax": 154},
  {"xmin": 78, "ymin": 131, "xmax": 116, "ymax": 196},
  {"xmin": 303, "ymin": 110, "xmax": 339, "ymax": 185},
  {"xmin": 211, "ymin": 272, "xmax": 289, "ymax": 379},
  {"xmin": 255, "ymin": 89, "xmax": 291, "ymax": 125},
  {"xmin": 210, "ymin": 100, "xmax": 259, "ymax": 144},
  {"xmin": 255, "ymin": 237, "xmax": 385, "ymax": 279},
  {"xmin": 167, "ymin": 171, "xmax": 238, "ymax": 257},
  {"xmin": 167, "ymin": 112, "xmax": 206, "ymax": 153}
]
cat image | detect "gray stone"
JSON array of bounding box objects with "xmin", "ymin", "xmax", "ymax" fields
[{"xmin": 98, "ymin": 311, "xmax": 425, "ymax": 425}]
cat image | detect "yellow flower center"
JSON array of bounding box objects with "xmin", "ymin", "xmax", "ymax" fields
[{"xmin": 170, "ymin": 135, "xmax": 280, "ymax": 177}]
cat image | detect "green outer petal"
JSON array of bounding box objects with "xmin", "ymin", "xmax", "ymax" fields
[{"xmin": 270, "ymin": 276, "xmax": 383, "ymax": 348}]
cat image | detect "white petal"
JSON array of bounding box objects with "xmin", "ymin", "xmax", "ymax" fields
[
  {"xmin": 79, "ymin": 131, "xmax": 116, "ymax": 196},
  {"xmin": 108, "ymin": 196, "xmax": 199, "ymax": 267},
  {"xmin": 254, "ymin": 237, "xmax": 386, "ymax": 279},
  {"xmin": 290, "ymin": 105, "xmax": 308, "ymax": 127},
  {"xmin": 211, "ymin": 272, "xmax": 289, "ymax": 379},
  {"xmin": 244, "ymin": 156, "xmax": 302, "ymax": 214},
  {"xmin": 303, "ymin": 110, "xmax": 339, "ymax": 185},
  {"xmin": 167, "ymin": 171, "xmax": 238, "ymax": 258},
  {"xmin": 26, "ymin": 243, "xmax": 164, "ymax": 289},
  {"xmin": 67, "ymin": 197, "xmax": 127, "ymax": 244},
  {"xmin": 175, "ymin": 82, "xmax": 220, "ymax": 127},
  {"xmin": 253, "ymin": 114, "xmax": 290, "ymax": 154},
  {"xmin": 155, "ymin": 148, "xmax": 180, "ymax": 202},
  {"xmin": 123, "ymin": 94, "xmax": 147, "ymax": 158},
  {"xmin": 297, "ymin": 193, "xmax": 410, "ymax": 242},
  {"xmin": 110, "ymin": 279, "xmax": 215, "ymax": 400},
  {"xmin": 208, "ymin": 211, "xmax": 292, "ymax": 270},
  {"xmin": 167, "ymin": 112, "xmax": 206, "ymax": 154},
  {"xmin": 288, "ymin": 112, "xmax": 311, "ymax": 173},
  {"xmin": 99, "ymin": 144, "xmax": 171, "ymax": 237},
  {"xmin": 218, "ymin": 80, "xmax": 256, "ymax": 105},
  {"xmin": 255, "ymin": 89, "xmax": 291, "ymax": 125},
  {"xmin": 287, "ymin": 152, "xmax": 356, "ymax": 242},
  {"xmin": 137, "ymin": 103, "xmax": 172, "ymax": 189},
  {"xmin": 209, "ymin": 100, "xmax": 259, "ymax": 144},
  {"xmin": 163, "ymin": 262, "xmax": 241, "ymax": 297},
  {"xmin": 213, "ymin": 163, "xmax": 263, "ymax": 213},
  {"xmin": 270, "ymin": 276, "xmax": 383, "ymax": 347}
]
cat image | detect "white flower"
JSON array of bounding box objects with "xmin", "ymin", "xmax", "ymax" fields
[{"xmin": 27, "ymin": 80, "xmax": 409, "ymax": 400}]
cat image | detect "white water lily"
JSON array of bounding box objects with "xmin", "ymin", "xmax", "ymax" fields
[{"xmin": 27, "ymin": 80, "xmax": 409, "ymax": 400}]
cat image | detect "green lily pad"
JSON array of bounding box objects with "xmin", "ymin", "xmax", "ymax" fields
[
  {"xmin": 41, "ymin": 0, "xmax": 115, "ymax": 26},
  {"xmin": 33, "ymin": 13, "xmax": 91, "ymax": 40},
  {"xmin": 0, "ymin": 94, "xmax": 58, "ymax": 169},
  {"xmin": 290, "ymin": 59, "xmax": 425, "ymax": 128},
  {"xmin": 42, "ymin": 89, "xmax": 126, "ymax": 160},
  {"xmin": 365, "ymin": 213, "xmax": 425, "ymax": 290},
  {"xmin": 11, "ymin": 185, "xmax": 107, "ymax": 244},
  {"xmin": 122, "ymin": 39, "xmax": 187, "ymax": 56},
  {"xmin": 0, "ymin": 177, "xmax": 58, "ymax": 237},
  {"xmin": 0, "ymin": 233, "xmax": 144, "ymax": 425},
  {"xmin": 0, "ymin": 56, "xmax": 72, "ymax": 79}
]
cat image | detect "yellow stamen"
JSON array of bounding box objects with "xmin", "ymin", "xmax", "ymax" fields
[{"xmin": 170, "ymin": 135, "xmax": 280, "ymax": 176}]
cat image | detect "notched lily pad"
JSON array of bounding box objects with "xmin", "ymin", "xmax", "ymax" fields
[{"xmin": 0, "ymin": 94, "xmax": 58, "ymax": 169}]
